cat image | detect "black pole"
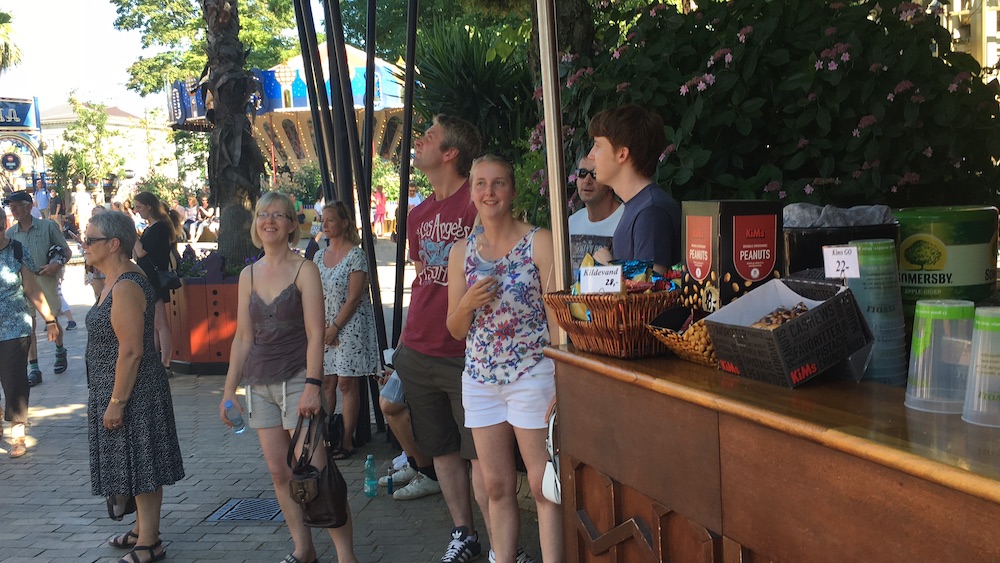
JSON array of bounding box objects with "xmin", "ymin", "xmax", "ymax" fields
[
  {"xmin": 362, "ymin": 0, "xmax": 376, "ymax": 183},
  {"xmin": 292, "ymin": 0, "xmax": 334, "ymax": 197},
  {"xmin": 392, "ymin": 0, "xmax": 419, "ymax": 348},
  {"xmin": 322, "ymin": 4, "xmax": 353, "ymax": 206}
]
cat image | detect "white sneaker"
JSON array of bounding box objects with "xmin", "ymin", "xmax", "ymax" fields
[
  {"xmin": 392, "ymin": 451, "xmax": 409, "ymax": 470},
  {"xmin": 392, "ymin": 471, "xmax": 442, "ymax": 500},
  {"xmin": 488, "ymin": 547, "xmax": 536, "ymax": 563},
  {"xmin": 379, "ymin": 463, "xmax": 418, "ymax": 488}
]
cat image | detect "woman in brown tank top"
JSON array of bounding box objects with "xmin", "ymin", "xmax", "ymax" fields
[{"xmin": 220, "ymin": 192, "xmax": 358, "ymax": 563}]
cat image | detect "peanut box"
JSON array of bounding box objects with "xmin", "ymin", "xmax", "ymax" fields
[{"xmin": 681, "ymin": 200, "xmax": 783, "ymax": 314}]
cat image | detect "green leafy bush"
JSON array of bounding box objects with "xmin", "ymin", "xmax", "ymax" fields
[
  {"xmin": 134, "ymin": 172, "xmax": 187, "ymax": 204},
  {"xmin": 552, "ymin": 0, "xmax": 1000, "ymax": 208}
]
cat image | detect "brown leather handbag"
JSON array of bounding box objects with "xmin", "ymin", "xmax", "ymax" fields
[{"xmin": 287, "ymin": 411, "xmax": 349, "ymax": 528}]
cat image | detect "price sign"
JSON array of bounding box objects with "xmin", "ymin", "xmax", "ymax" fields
[
  {"xmin": 822, "ymin": 245, "xmax": 860, "ymax": 279},
  {"xmin": 580, "ymin": 265, "xmax": 623, "ymax": 294}
]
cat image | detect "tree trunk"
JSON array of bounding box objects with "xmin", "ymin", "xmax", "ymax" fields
[{"xmin": 203, "ymin": 0, "xmax": 263, "ymax": 270}]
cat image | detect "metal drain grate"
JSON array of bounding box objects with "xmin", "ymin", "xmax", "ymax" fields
[{"xmin": 207, "ymin": 498, "xmax": 284, "ymax": 522}]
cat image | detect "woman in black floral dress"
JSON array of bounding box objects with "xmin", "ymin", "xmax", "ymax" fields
[{"xmin": 85, "ymin": 211, "xmax": 184, "ymax": 563}]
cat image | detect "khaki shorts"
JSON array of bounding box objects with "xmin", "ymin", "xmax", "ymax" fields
[
  {"xmin": 245, "ymin": 369, "xmax": 308, "ymax": 430},
  {"xmin": 395, "ymin": 344, "xmax": 477, "ymax": 459},
  {"xmin": 25, "ymin": 274, "xmax": 60, "ymax": 320}
]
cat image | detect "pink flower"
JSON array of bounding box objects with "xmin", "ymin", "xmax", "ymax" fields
[
  {"xmin": 858, "ymin": 115, "xmax": 877, "ymax": 129},
  {"xmin": 804, "ymin": 184, "xmax": 815, "ymax": 195},
  {"xmin": 613, "ymin": 48, "xmax": 622, "ymax": 59},
  {"xmin": 910, "ymin": 94, "xmax": 925, "ymax": 103},
  {"xmin": 886, "ymin": 93, "xmax": 895, "ymax": 101},
  {"xmin": 830, "ymin": 2, "xmax": 845, "ymax": 9},
  {"xmin": 948, "ymin": 83, "xmax": 959, "ymax": 93},
  {"xmin": 797, "ymin": 138, "xmax": 810, "ymax": 149},
  {"xmin": 841, "ymin": 52, "xmax": 850, "ymax": 62},
  {"xmin": 532, "ymin": 86, "xmax": 544, "ymax": 101},
  {"xmin": 869, "ymin": 63, "xmax": 883, "ymax": 73},
  {"xmin": 894, "ymin": 80, "xmax": 915, "ymax": 94},
  {"xmin": 664, "ymin": 143, "xmax": 677, "ymax": 155},
  {"xmin": 724, "ymin": 53, "xmax": 733, "ymax": 65},
  {"xmin": 616, "ymin": 81, "xmax": 631, "ymax": 92},
  {"xmin": 815, "ymin": 60, "xmax": 824, "ymax": 70},
  {"xmin": 853, "ymin": 128, "xmax": 861, "ymax": 138},
  {"xmin": 825, "ymin": 27, "xmax": 837, "ymax": 36},
  {"xmin": 779, "ymin": 191, "xmax": 787, "ymax": 199},
  {"xmin": 923, "ymin": 146, "xmax": 933, "ymax": 157},
  {"xmin": 808, "ymin": 92, "xmax": 817, "ymax": 101},
  {"xmin": 738, "ymin": 26, "xmax": 753, "ymax": 43},
  {"xmin": 696, "ymin": 80, "xmax": 708, "ymax": 92},
  {"xmin": 827, "ymin": 61, "xmax": 838, "ymax": 71},
  {"xmin": 703, "ymin": 73, "xmax": 716, "ymax": 85},
  {"xmin": 680, "ymin": 85, "xmax": 689, "ymax": 96},
  {"xmin": 764, "ymin": 181, "xmax": 781, "ymax": 192}
]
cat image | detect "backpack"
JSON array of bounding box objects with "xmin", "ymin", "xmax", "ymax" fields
[{"xmin": 9, "ymin": 238, "xmax": 23, "ymax": 265}]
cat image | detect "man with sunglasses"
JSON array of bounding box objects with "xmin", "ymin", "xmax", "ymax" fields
[
  {"xmin": 3, "ymin": 191, "xmax": 71, "ymax": 386},
  {"xmin": 568, "ymin": 155, "xmax": 623, "ymax": 271}
]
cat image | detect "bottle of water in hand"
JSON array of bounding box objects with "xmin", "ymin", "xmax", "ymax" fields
[
  {"xmin": 224, "ymin": 400, "xmax": 246, "ymax": 434},
  {"xmin": 364, "ymin": 454, "xmax": 378, "ymax": 497}
]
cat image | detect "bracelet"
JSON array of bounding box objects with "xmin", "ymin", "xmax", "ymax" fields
[
  {"xmin": 305, "ymin": 377, "xmax": 323, "ymax": 387},
  {"xmin": 110, "ymin": 396, "xmax": 127, "ymax": 405},
  {"xmin": 331, "ymin": 320, "xmax": 342, "ymax": 330},
  {"xmin": 45, "ymin": 319, "xmax": 57, "ymax": 325}
]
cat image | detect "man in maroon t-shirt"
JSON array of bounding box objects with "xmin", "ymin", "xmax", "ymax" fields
[{"xmin": 394, "ymin": 115, "xmax": 488, "ymax": 562}]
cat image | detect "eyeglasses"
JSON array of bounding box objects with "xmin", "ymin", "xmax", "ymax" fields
[
  {"xmin": 256, "ymin": 211, "xmax": 291, "ymax": 221},
  {"xmin": 576, "ymin": 168, "xmax": 596, "ymax": 179},
  {"xmin": 82, "ymin": 236, "xmax": 110, "ymax": 246}
]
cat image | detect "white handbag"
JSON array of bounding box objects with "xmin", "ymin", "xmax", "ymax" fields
[{"xmin": 541, "ymin": 406, "xmax": 561, "ymax": 504}]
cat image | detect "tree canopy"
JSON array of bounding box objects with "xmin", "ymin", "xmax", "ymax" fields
[
  {"xmin": 0, "ymin": 11, "xmax": 22, "ymax": 74},
  {"xmin": 110, "ymin": 0, "xmax": 298, "ymax": 95}
]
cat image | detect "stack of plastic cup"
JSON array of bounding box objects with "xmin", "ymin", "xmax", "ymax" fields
[
  {"xmin": 962, "ymin": 307, "xmax": 1000, "ymax": 427},
  {"xmin": 847, "ymin": 239, "xmax": 908, "ymax": 385},
  {"xmin": 905, "ymin": 299, "xmax": 974, "ymax": 413}
]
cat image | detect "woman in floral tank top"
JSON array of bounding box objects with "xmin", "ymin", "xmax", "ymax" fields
[{"xmin": 446, "ymin": 155, "xmax": 562, "ymax": 563}]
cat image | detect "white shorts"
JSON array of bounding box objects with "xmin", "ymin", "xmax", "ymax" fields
[{"xmin": 462, "ymin": 359, "xmax": 555, "ymax": 430}]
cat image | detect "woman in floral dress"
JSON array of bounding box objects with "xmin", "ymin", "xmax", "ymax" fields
[{"xmin": 314, "ymin": 201, "xmax": 379, "ymax": 458}]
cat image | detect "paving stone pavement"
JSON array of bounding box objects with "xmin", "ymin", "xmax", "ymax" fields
[{"xmin": 0, "ymin": 250, "xmax": 541, "ymax": 563}]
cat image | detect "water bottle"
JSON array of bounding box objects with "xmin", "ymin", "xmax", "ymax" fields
[
  {"xmin": 364, "ymin": 454, "xmax": 378, "ymax": 497},
  {"xmin": 224, "ymin": 400, "xmax": 246, "ymax": 434},
  {"xmin": 386, "ymin": 467, "xmax": 395, "ymax": 494}
]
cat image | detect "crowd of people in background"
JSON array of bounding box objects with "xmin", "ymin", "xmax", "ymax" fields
[{"xmin": 0, "ymin": 101, "xmax": 677, "ymax": 563}]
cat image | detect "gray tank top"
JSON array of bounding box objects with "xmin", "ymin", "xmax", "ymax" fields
[{"xmin": 241, "ymin": 260, "xmax": 308, "ymax": 385}]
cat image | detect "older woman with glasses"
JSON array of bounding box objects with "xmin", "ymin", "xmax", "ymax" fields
[
  {"xmin": 83, "ymin": 211, "xmax": 185, "ymax": 563},
  {"xmin": 220, "ymin": 192, "xmax": 357, "ymax": 563},
  {"xmin": 313, "ymin": 201, "xmax": 378, "ymax": 459}
]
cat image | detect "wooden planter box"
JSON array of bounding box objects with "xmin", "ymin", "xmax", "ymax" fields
[{"xmin": 167, "ymin": 253, "xmax": 238, "ymax": 375}]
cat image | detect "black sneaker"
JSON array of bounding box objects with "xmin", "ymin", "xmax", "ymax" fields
[
  {"xmin": 440, "ymin": 526, "xmax": 481, "ymax": 563},
  {"xmin": 27, "ymin": 368, "xmax": 42, "ymax": 387},
  {"xmin": 65, "ymin": 321, "xmax": 77, "ymax": 330},
  {"xmin": 54, "ymin": 349, "xmax": 68, "ymax": 374}
]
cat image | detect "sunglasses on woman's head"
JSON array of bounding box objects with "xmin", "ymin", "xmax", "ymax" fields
[{"xmin": 576, "ymin": 168, "xmax": 596, "ymax": 179}]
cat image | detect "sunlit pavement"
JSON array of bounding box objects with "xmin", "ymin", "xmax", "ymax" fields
[{"xmin": 0, "ymin": 236, "xmax": 540, "ymax": 562}]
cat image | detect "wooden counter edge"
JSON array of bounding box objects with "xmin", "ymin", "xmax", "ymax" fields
[{"xmin": 545, "ymin": 346, "xmax": 1000, "ymax": 506}]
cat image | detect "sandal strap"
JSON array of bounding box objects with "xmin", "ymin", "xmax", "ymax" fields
[
  {"xmin": 109, "ymin": 530, "xmax": 139, "ymax": 548},
  {"xmin": 119, "ymin": 539, "xmax": 163, "ymax": 563}
]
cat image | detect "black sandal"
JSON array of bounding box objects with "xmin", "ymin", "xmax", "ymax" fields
[
  {"xmin": 119, "ymin": 539, "xmax": 166, "ymax": 563},
  {"xmin": 108, "ymin": 530, "xmax": 139, "ymax": 548},
  {"xmin": 331, "ymin": 447, "xmax": 356, "ymax": 460},
  {"xmin": 281, "ymin": 554, "xmax": 319, "ymax": 563}
]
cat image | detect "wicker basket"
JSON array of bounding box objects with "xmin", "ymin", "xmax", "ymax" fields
[{"xmin": 543, "ymin": 290, "xmax": 679, "ymax": 359}]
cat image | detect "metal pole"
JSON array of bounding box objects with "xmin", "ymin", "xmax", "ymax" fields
[
  {"xmin": 536, "ymin": 0, "xmax": 570, "ymax": 343},
  {"xmin": 363, "ymin": 0, "xmax": 377, "ymax": 184},
  {"xmin": 392, "ymin": 0, "xmax": 419, "ymax": 348},
  {"xmin": 322, "ymin": 3, "xmax": 353, "ymax": 205},
  {"xmin": 292, "ymin": 0, "xmax": 335, "ymax": 198}
]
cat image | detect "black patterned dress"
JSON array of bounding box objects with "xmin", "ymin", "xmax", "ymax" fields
[{"xmin": 87, "ymin": 271, "xmax": 185, "ymax": 497}]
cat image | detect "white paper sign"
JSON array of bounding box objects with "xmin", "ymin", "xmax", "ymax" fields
[
  {"xmin": 822, "ymin": 245, "xmax": 860, "ymax": 279},
  {"xmin": 580, "ymin": 265, "xmax": 623, "ymax": 294}
]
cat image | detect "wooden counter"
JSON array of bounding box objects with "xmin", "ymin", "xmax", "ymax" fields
[{"xmin": 545, "ymin": 345, "xmax": 1000, "ymax": 562}]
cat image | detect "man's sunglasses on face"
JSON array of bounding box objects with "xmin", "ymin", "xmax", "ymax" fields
[{"xmin": 576, "ymin": 168, "xmax": 595, "ymax": 179}]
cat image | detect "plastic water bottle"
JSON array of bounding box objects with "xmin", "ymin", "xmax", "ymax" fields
[
  {"xmin": 364, "ymin": 454, "xmax": 378, "ymax": 497},
  {"xmin": 386, "ymin": 467, "xmax": 395, "ymax": 495},
  {"xmin": 224, "ymin": 400, "xmax": 246, "ymax": 434}
]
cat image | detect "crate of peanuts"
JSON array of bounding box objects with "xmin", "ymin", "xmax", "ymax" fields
[
  {"xmin": 681, "ymin": 200, "xmax": 784, "ymax": 314},
  {"xmin": 702, "ymin": 278, "xmax": 874, "ymax": 387},
  {"xmin": 646, "ymin": 307, "xmax": 718, "ymax": 368}
]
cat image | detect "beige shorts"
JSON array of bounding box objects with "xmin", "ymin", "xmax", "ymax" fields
[
  {"xmin": 25, "ymin": 274, "xmax": 60, "ymax": 320},
  {"xmin": 245, "ymin": 369, "xmax": 309, "ymax": 430}
]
